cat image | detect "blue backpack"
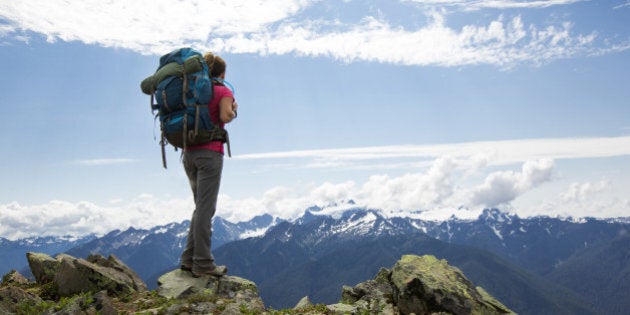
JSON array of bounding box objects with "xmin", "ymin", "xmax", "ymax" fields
[{"xmin": 143, "ymin": 47, "xmax": 227, "ymax": 168}]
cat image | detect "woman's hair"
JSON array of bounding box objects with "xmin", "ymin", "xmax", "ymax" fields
[{"xmin": 203, "ymin": 52, "xmax": 226, "ymax": 78}]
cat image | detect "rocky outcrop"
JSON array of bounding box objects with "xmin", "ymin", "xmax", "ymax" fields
[
  {"xmin": 156, "ymin": 269, "xmax": 265, "ymax": 314},
  {"xmin": 1, "ymin": 270, "xmax": 29, "ymax": 286},
  {"xmin": 0, "ymin": 286, "xmax": 42, "ymax": 314},
  {"xmin": 3, "ymin": 252, "xmax": 512, "ymax": 314},
  {"xmin": 327, "ymin": 255, "xmax": 515, "ymax": 315},
  {"xmin": 26, "ymin": 252, "xmax": 60, "ymax": 284},
  {"xmin": 26, "ymin": 252, "xmax": 147, "ymax": 297}
]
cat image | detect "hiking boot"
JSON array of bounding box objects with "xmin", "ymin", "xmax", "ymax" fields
[{"xmin": 192, "ymin": 265, "xmax": 228, "ymax": 278}]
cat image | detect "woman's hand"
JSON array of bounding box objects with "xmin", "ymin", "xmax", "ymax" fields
[{"xmin": 232, "ymin": 101, "xmax": 238, "ymax": 118}]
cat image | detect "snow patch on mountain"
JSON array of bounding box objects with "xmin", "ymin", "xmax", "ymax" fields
[
  {"xmin": 240, "ymin": 227, "xmax": 269, "ymax": 239},
  {"xmin": 491, "ymin": 226, "xmax": 503, "ymax": 240},
  {"xmin": 339, "ymin": 211, "xmax": 378, "ymax": 233}
]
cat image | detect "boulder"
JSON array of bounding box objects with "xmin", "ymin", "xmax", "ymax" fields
[
  {"xmin": 86, "ymin": 253, "xmax": 148, "ymax": 291},
  {"xmin": 327, "ymin": 302, "xmax": 358, "ymax": 313},
  {"xmin": 390, "ymin": 255, "xmax": 514, "ymax": 315},
  {"xmin": 92, "ymin": 290, "xmax": 118, "ymax": 315},
  {"xmin": 156, "ymin": 269, "xmax": 212, "ymax": 299},
  {"xmin": 342, "ymin": 267, "xmax": 394, "ymax": 304},
  {"xmin": 157, "ymin": 269, "xmax": 265, "ymax": 312},
  {"xmin": 55, "ymin": 254, "xmax": 147, "ymax": 297},
  {"xmin": 295, "ymin": 295, "xmax": 313, "ymax": 309},
  {"xmin": 1, "ymin": 270, "xmax": 29, "ymax": 286},
  {"xmin": 26, "ymin": 252, "xmax": 60, "ymax": 284},
  {"xmin": 337, "ymin": 255, "xmax": 514, "ymax": 315},
  {"xmin": 341, "ymin": 279, "xmax": 396, "ymax": 314}
]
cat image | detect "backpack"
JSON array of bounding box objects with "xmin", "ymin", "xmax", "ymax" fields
[{"xmin": 142, "ymin": 47, "xmax": 227, "ymax": 168}]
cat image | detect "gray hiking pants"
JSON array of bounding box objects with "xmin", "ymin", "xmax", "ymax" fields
[{"xmin": 180, "ymin": 149, "xmax": 223, "ymax": 272}]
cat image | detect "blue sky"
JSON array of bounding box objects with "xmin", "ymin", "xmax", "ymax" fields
[{"xmin": 0, "ymin": 0, "xmax": 629, "ymax": 239}]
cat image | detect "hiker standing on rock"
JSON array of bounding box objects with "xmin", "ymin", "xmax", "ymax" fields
[{"xmin": 180, "ymin": 52, "xmax": 237, "ymax": 277}]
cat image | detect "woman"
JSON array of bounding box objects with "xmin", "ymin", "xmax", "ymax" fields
[{"xmin": 179, "ymin": 52, "xmax": 237, "ymax": 277}]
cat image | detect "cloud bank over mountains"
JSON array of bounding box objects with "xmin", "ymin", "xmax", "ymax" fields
[
  {"xmin": 1, "ymin": 0, "xmax": 627, "ymax": 67},
  {"xmin": 2, "ymin": 136, "xmax": 629, "ymax": 240}
]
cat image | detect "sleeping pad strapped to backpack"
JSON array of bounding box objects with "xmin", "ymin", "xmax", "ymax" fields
[{"xmin": 141, "ymin": 47, "xmax": 227, "ymax": 168}]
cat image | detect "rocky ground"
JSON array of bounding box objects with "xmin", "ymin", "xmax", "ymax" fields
[{"xmin": 0, "ymin": 252, "xmax": 514, "ymax": 314}]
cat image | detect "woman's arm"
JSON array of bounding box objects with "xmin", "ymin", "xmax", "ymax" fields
[{"xmin": 219, "ymin": 97, "xmax": 236, "ymax": 123}]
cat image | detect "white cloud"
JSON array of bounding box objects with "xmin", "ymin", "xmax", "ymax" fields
[
  {"xmin": 525, "ymin": 179, "xmax": 630, "ymax": 218},
  {"xmin": 406, "ymin": 0, "xmax": 585, "ymax": 10},
  {"xmin": 0, "ymin": 0, "xmax": 618, "ymax": 67},
  {"xmin": 218, "ymin": 157, "xmax": 559, "ymax": 222},
  {"xmin": 357, "ymin": 157, "xmax": 460, "ymax": 211},
  {"xmin": 234, "ymin": 136, "xmax": 630, "ymax": 172},
  {"xmin": 0, "ymin": 23, "xmax": 15, "ymax": 36},
  {"xmin": 470, "ymin": 159, "xmax": 554, "ymax": 207},
  {"xmin": 0, "ymin": 0, "xmax": 313, "ymax": 52},
  {"xmin": 613, "ymin": 1, "xmax": 630, "ymax": 9},
  {"xmin": 0, "ymin": 196, "xmax": 193, "ymax": 240},
  {"xmin": 224, "ymin": 12, "xmax": 597, "ymax": 67},
  {"xmin": 560, "ymin": 180, "xmax": 610, "ymax": 203},
  {"xmin": 310, "ymin": 181, "xmax": 356, "ymax": 205}
]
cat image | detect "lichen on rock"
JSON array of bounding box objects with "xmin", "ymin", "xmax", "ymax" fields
[
  {"xmin": 5, "ymin": 252, "xmax": 514, "ymax": 315},
  {"xmin": 390, "ymin": 255, "xmax": 514, "ymax": 315}
]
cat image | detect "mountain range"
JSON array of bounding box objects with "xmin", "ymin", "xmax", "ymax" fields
[
  {"xmin": 0, "ymin": 234, "xmax": 96, "ymax": 274},
  {"xmin": 1, "ymin": 207, "xmax": 628, "ymax": 314}
]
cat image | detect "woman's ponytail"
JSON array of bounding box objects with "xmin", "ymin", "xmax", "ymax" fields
[
  {"xmin": 204, "ymin": 52, "xmax": 226, "ymax": 78},
  {"xmin": 204, "ymin": 52, "xmax": 215, "ymax": 73}
]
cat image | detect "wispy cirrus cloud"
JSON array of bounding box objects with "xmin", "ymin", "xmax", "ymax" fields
[
  {"xmin": 0, "ymin": 0, "xmax": 623, "ymax": 67},
  {"xmin": 234, "ymin": 136, "xmax": 630, "ymax": 171},
  {"xmin": 613, "ymin": 1, "xmax": 630, "ymax": 9},
  {"xmin": 405, "ymin": 0, "xmax": 585, "ymax": 10}
]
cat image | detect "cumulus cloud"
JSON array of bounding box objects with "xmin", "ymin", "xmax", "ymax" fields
[
  {"xmin": 470, "ymin": 159, "xmax": 554, "ymax": 207},
  {"xmin": 525, "ymin": 179, "xmax": 630, "ymax": 218},
  {"xmin": 560, "ymin": 180, "xmax": 610, "ymax": 203},
  {"xmin": 0, "ymin": 195, "xmax": 193, "ymax": 240},
  {"xmin": 310, "ymin": 181, "xmax": 356, "ymax": 205},
  {"xmin": 0, "ymin": 0, "xmax": 620, "ymax": 67},
  {"xmin": 356, "ymin": 157, "xmax": 460, "ymax": 211},
  {"xmin": 218, "ymin": 157, "xmax": 558, "ymax": 222}
]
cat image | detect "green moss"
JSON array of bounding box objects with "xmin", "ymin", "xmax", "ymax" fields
[
  {"xmin": 185, "ymin": 291, "xmax": 219, "ymax": 304},
  {"xmin": 394, "ymin": 255, "xmax": 475, "ymax": 300},
  {"xmin": 55, "ymin": 292, "xmax": 92, "ymax": 311},
  {"xmin": 38, "ymin": 281, "xmax": 60, "ymax": 301},
  {"xmin": 16, "ymin": 291, "xmax": 95, "ymax": 314},
  {"xmin": 15, "ymin": 299, "xmax": 53, "ymax": 315},
  {"xmin": 267, "ymin": 303, "xmax": 333, "ymax": 314}
]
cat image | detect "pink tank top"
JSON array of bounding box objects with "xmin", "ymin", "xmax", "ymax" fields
[{"xmin": 184, "ymin": 84, "xmax": 234, "ymax": 154}]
